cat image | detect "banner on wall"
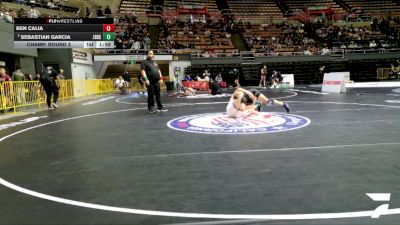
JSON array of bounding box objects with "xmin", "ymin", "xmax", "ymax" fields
[{"xmin": 72, "ymin": 49, "xmax": 93, "ymax": 65}]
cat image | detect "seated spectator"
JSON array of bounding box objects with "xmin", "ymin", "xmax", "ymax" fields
[
  {"xmin": 321, "ymin": 46, "xmax": 330, "ymax": 55},
  {"xmin": 215, "ymin": 73, "xmax": 222, "ymax": 82},
  {"xmin": 202, "ymin": 70, "xmax": 210, "ymax": 79},
  {"xmin": 114, "ymin": 76, "xmax": 125, "ymax": 94},
  {"xmin": 389, "ymin": 64, "xmax": 400, "ymax": 79},
  {"xmin": 17, "ymin": 0, "xmax": 26, "ymax": 5},
  {"xmin": 304, "ymin": 47, "xmax": 313, "ymax": 55},
  {"xmin": 3, "ymin": 11, "xmax": 14, "ymax": 23},
  {"xmin": 184, "ymin": 74, "xmax": 192, "ymax": 81},
  {"xmin": 28, "ymin": 5, "xmax": 40, "ymax": 18},
  {"xmin": 47, "ymin": 1, "xmax": 57, "ymax": 9},
  {"xmin": 369, "ymin": 40, "xmax": 377, "ymax": 48},
  {"xmin": 271, "ymin": 70, "xmax": 283, "ymax": 88}
]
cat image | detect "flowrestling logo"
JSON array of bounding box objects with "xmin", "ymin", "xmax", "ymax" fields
[{"xmin": 167, "ymin": 112, "xmax": 310, "ymax": 134}]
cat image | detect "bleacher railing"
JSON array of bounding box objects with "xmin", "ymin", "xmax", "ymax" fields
[
  {"xmin": 0, "ymin": 79, "xmax": 113, "ymax": 112},
  {"xmin": 93, "ymin": 48, "xmax": 400, "ymax": 58}
]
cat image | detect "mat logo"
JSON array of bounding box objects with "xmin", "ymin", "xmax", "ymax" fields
[
  {"xmin": 367, "ymin": 193, "xmax": 391, "ymax": 218},
  {"xmin": 167, "ymin": 112, "xmax": 310, "ymax": 134}
]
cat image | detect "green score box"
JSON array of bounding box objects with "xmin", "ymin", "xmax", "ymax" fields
[{"xmin": 102, "ymin": 32, "xmax": 115, "ymax": 41}]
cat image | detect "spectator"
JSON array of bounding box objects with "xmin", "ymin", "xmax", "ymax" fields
[
  {"xmin": 369, "ymin": 40, "xmax": 377, "ymax": 48},
  {"xmin": 202, "ymin": 70, "xmax": 210, "ymax": 79},
  {"xmin": 259, "ymin": 65, "xmax": 267, "ymax": 87},
  {"xmin": 3, "ymin": 10, "xmax": 14, "ymax": 23},
  {"xmin": 315, "ymin": 65, "xmax": 325, "ymax": 84},
  {"xmin": 85, "ymin": 7, "xmax": 90, "ymax": 17},
  {"xmin": 143, "ymin": 35, "xmax": 151, "ymax": 50},
  {"xmin": 231, "ymin": 68, "xmax": 240, "ymax": 87},
  {"xmin": 114, "ymin": 76, "xmax": 125, "ymax": 94},
  {"xmin": 184, "ymin": 74, "xmax": 192, "ymax": 81},
  {"xmin": 40, "ymin": 66, "xmax": 60, "ymax": 110},
  {"xmin": 122, "ymin": 71, "xmax": 131, "ymax": 93},
  {"xmin": 11, "ymin": 66, "xmax": 26, "ymax": 105},
  {"xmin": 104, "ymin": 5, "xmax": 111, "ymax": 16},
  {"xmin": 96, "ymin": 6, "xmax": 103, "ymax": 18},
  {"xmin": 321, "ymin": 45, "xmax": 330, "ymax": 55},
  {"xmin": 0, "ymin": 67, "xmax": 12, "ymax": 113},
  {"xmin": 271, "ymin": 70, "xmax": 283, "ymax": 88},
  {"xmin": 58, "ymin": 68, "xmax": 65, "ymax": 79},
  {"xmin": 28, "ymin": 5, "xmax": 40, "ymax": 18},
  {"xmin": 47, "ymin": 0, "xmax": 57, "ymax": 9}
]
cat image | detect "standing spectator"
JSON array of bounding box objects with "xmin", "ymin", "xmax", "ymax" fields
[
  {"xmin": 143, "ymin": 35, "xmax": 151, "ymax": 50},
  {"xmin": 231, "ymin": 68, "xmax": 240, "ymax": 87},
  {"xmin": 0, "ymin": 67, "xmax": 12, "ymax": 113},
  {"xmin": 315, "ymin": 65, "xmax": 325, "ymax": 84},
  {"xmin": 130, "ymin": 39, "xmax": 141, "ymax": 52},
  {"xmin": 122, "ymin": 71, "xmax": 131, "ymax": 93},
  {"xmin": 259, "ymin": 65, "xmax": 267, "ymax": 87},
  {"xmin": 58, "ymin": 68, "xmax": 65, "ymax": 79},
  {"xmin": 85, "ymin": 7, "xmax": 90, "ymax": 17},
  {"xmin": 40, "ymin": 66, "xmax": 60, "ymax": 110},
  {"xmin": 104, "ymin": 5, "xmax": 111, "ymax": 16},
  {"xmin": 96, "ymin": 6, "xmax": 103, "ymax": 18},
  {"xmin": 141, "ymin": 50, "xmax": 167, "ymax": 113},
  {"xmin": 12, "ymin": 66, "xmax": 26, "ymax": 105}
]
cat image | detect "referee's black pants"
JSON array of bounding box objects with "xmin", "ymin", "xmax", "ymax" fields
[
  {"xmin": 43, "ymin": 84, "xmax": 59, "ymax": 108},
  {"xmin": 147, "ymin": 82, "xmax": 163, "ymax": 111}
]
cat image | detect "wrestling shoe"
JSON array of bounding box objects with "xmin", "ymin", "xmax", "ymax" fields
[
  {"xmin": 282, "ymin": 102, "xmax": 291, "ymax": 113},
  {"xmin": 255, "ymin": 102, "xmax": 262, "ymax": 112}
]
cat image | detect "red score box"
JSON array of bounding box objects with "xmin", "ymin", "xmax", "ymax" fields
[{"xmin": 102, "ymin": 24, "xmax": 115, "ymax": 32}]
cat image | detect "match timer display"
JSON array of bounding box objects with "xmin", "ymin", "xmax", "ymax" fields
[{"xmin": 14, "ymin": 18, "xmax": 116, "ymax": 48}]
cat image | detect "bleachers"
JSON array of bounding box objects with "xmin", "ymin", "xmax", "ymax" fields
[
  {"xmin": 157, "ymin": 20, "xmax": 237, "ymax": 54},
  {"xmin": 118, "ymin": 0, "xmax": 151, "ymax": 14},
  {"xmin": 343, "ymin": 0, "xmax": 400, "ymax": 15},
  {"xmin": 163, "ymin": 0, "xmax": 219, "ymax": 12},
  {"xmin": 226, "ymin": 0, "xmax": 284, "ymax": 19},
  {"xmin": 241, "ymin": 24, "xmax": 307, "ymax": 55},
  {"xmin": 284, "ymin": 0, "xmax": 346, "ymax": 14}
]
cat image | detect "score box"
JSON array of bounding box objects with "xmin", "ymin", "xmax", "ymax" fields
[
  {"xmin": 102, "ymin": 32, "xmax": 115, "ymax": 41},
  {"xmin": 102, "ymin": 24, "xmax": 115, "ymax": 32}
]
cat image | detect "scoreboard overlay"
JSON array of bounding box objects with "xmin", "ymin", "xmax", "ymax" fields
[{"xmin": 14, "ymin": 18, "xmax": 115, "ymax": 48}]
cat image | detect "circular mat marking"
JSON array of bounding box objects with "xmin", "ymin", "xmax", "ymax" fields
[
  {"xmin": 1, "ymin": 101, "xmax": 400, "ymax": 220},
  {"xmin": 167, "ymin": 112, "xmax": 310, "ymax": 134},
  {"xmin": 385, "ymin": 100, "xmax": 400, "ymax": 104}
]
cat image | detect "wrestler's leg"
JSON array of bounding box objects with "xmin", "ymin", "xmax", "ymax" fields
[{"xmin": 257, "ymin": 94, "xmax": 291, "ymax": 113}]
